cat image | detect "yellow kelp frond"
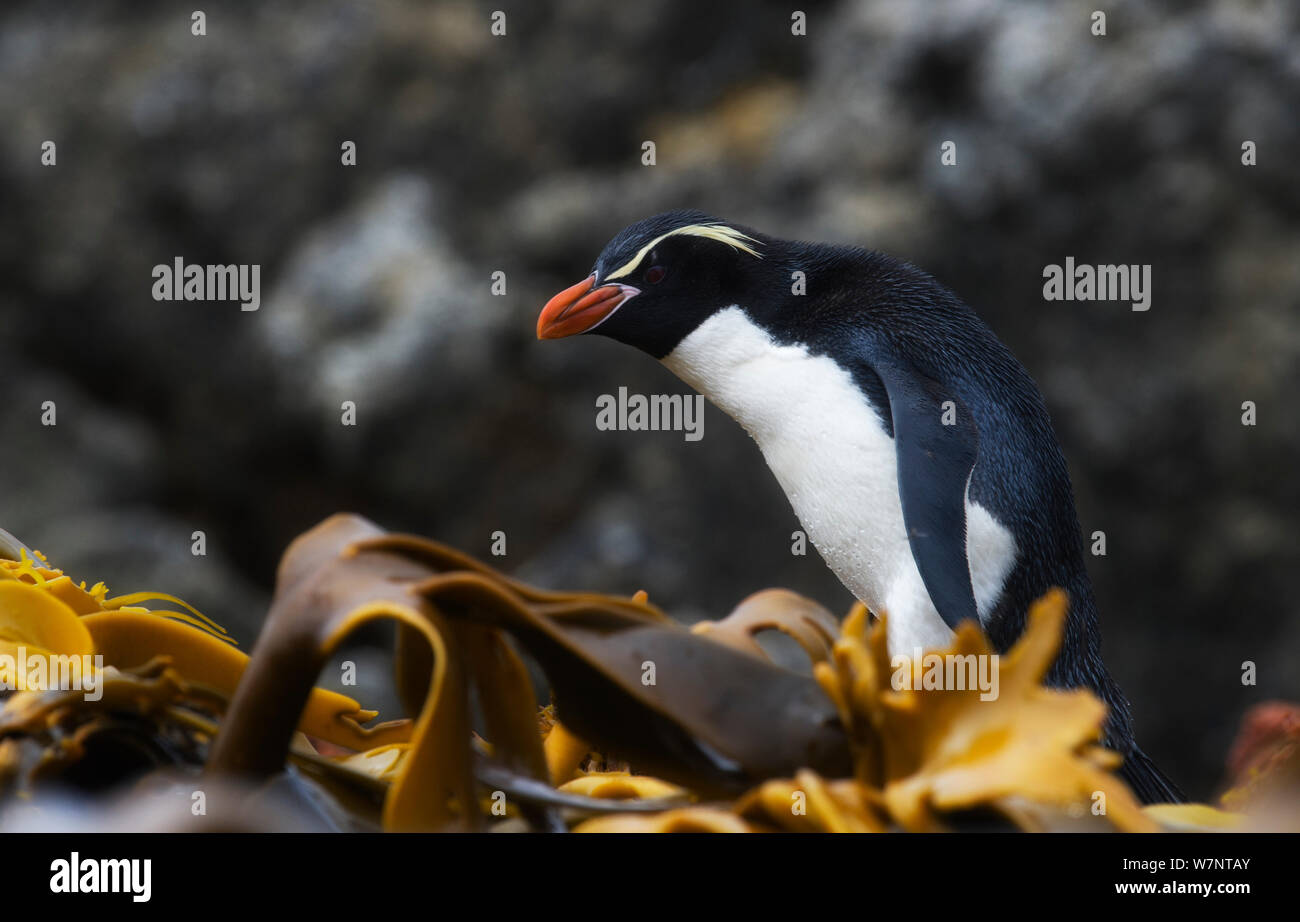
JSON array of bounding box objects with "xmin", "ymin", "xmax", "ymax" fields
[
  {"xmin": 336, "ymin": 744, "xmax": 410, "ymax": 783},
  {"xmin": 558, "ymin": 771, "xmax": 687, "ymax": 801},
  {"xmin": 574, "ymin": 807, "xmax": 755, "ymax": 834},
  {"xmin": 101, "ymin": 591, "xmax": 232, "ymax": 642},
  {"xmin": 1143, "ymin": 803, "xmax": 1247, "ymax": 831},
  {"xmin": 0, "ymin": 582, "xmax": 95, "ymax": 691},
  {"xmin": 0, "ymin": 581, "xmax": 95, "ymax": 655},
  {"xmin": 735, "ymin": 769, "xmax": 890, "ymax": 833},
  {"xmin": 0, "ymin": 550, "xmax": 54, "ymax": 586},
  {"xmin": 815, "ymin": 590, "xmax": 1157, "ymax": 832},
  {"xmin": 0, "ymin": 548, "xmax": 232, "ymax": 641},
  {"xmin": 543, "ymin": 719, "xmax": 591, "ymax": 786}
]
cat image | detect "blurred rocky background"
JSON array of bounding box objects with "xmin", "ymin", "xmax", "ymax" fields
[{"xmin": 1, "ymin": 0, "xmax": 1296, "ymax": 798}]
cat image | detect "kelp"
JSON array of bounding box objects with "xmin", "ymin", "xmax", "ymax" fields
[
  {"xmin": 0, "ymin": 658, "xmax": 224, "ymax": 803},
  {"xmin": 0, "ymin": 516, "xmax": 1292, "ymax": 832},
  {"xmin": 409, "ymin": 573, "xmax": 854, "ymax": 794},
  {"xmin": 690, "ymin": 588, "xmax": 840, "ymax": 664},
  {"xmin": 206, "ymin": 514, "xmax": 474, "ymax": 831},
  {"xmin": 815, "ymin": 592, "xmax": 1156, "ymax": 832},
  {"xmin": 0, "ymin": 544, "xmax": 391, "ymax": 753},
  {"xmin": 207, "ymin": 514, "xmax": 851, "ymax": 826}
]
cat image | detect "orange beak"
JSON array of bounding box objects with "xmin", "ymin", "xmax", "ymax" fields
[{"xmin": 537, "ymin": 276, "xmax": 638, "ymax": 339}]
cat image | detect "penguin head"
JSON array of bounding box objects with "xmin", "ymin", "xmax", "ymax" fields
[{"xmin": 537, "ymin": 210, "xmax": 770, "ymax": 358}]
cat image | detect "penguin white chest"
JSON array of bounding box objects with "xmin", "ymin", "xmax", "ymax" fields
[{"xmin": 662, "ymin": 307, "xmax": 1017, "ymax": 654}]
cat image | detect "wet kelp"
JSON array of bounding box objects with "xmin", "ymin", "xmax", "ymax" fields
[{"xmin": 0, "ymin": 516, "xmax": 1291, "ymax": 832}]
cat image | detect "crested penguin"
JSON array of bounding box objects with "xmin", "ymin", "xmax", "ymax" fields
[{"xmin": 536, "ymin": 210, "xmax": 1184, "ymax": 805}]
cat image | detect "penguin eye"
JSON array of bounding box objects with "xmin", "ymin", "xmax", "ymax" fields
[{"xmin": 644, "ymin": 264, "xmax": 667, "ymax": 285}]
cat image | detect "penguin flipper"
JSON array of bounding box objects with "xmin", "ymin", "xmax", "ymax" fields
[{"xmin": 870, "ymin": 352, "xmax": 981, "ymax": 632}]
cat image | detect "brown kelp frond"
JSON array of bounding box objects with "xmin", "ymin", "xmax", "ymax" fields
[
  {"xmin": 690, "ymin": 588, "xmax": 841, "ymax": 664},
  {"xmin": 356, "ymin": 532, "xmax": 673, "ymax": 622},
  {"xmin": 206, "ymin": 514, "xmax": 475, "ymax": 831},
  {"xmin": 415, "ymin": 568, "xmax": 852, "ymax": 793}
]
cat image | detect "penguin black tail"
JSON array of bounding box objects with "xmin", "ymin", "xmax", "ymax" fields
[{"xmin": 1117, "ymin": 745, "xmax": 1186, "ymax": 804}]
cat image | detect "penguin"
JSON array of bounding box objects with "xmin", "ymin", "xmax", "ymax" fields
[{"xmin": 536, "ymin": 209, "xmax": 1184, "ymax": 804}]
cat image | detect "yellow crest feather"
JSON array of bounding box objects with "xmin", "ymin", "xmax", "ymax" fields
[{"xmin": 605, "ymin": 223, "xmax": 762, "ymax": 281}]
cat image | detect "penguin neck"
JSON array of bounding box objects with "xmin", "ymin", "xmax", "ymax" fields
[{"xmin": 660, "ymin": 306, "xmax": 785, "ymax": 428}]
